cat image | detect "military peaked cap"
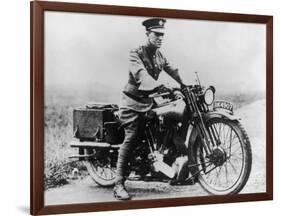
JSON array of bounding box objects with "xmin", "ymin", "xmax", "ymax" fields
[{"xmin": 142, "ymin": 18, "xmax": 166, "ymax": 33}]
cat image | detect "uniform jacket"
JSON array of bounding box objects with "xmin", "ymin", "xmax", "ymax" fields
[{"xmin": 120, "ymin": 44, "xmax": 183, "ymax": 113}]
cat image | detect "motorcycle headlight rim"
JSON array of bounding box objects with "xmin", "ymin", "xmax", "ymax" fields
[{"xmin": 204, "ymin": 88, "xmax": 215, "ymax": 105}]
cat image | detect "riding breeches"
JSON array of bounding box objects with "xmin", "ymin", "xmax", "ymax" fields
[{"xmin": 115, "ymin": 110, "xmax": 145, "ymax": 184}]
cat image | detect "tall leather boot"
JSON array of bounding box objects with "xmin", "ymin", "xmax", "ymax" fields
[
  {"xmin": 114, "ymin": 150, "xmax": 131, "ymax": 200},
  {"xmin": 113, "ymin": 180, "xmax": 131, "ymax": 200},
  {"xmin": 114, "ymin": 148, "xmax": 131, "ymax": 200}
]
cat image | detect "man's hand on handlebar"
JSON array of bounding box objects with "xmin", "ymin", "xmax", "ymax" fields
[
  {"xmin": 147, "ymin": 84, "xmax": 173, "ymax": 98},
  {"xmin": 180, "ymin": 83, "xmax": 190, "ymax": 89},
  {"xmin": 155, "ymin": 84, "xmax": 173, "ymax": 94}
]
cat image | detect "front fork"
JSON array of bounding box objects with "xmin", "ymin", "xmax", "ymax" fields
[
  {"xmin": 190, "ymin": 103, "xmax": 213, "ymax": 156},
  {"xmin": 196, "ymin": 118, "xmax": 213, "ymax": 156},
  {"xmin": 184, "ymin": 88, "xmax": 215, "ymax": 156}
]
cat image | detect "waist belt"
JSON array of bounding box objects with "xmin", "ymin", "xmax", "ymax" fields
[{"xmin": 123, "ymin": 82, "xmax": 152, "ymax": 103}]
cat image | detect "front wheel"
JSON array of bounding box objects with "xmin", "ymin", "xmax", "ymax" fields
[{"xmin": 190, "ymin": 118, "xmax": 252, "ymax": 195}]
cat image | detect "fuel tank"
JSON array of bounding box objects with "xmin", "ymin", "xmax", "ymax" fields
[{"xmin": 152, "ymin": 99, "xmax": 186, "ymax": 123}]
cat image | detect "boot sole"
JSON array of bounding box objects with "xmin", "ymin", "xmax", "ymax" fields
[{"xmin": 113, "ymin": 191, "xmax": 131, "ymax": 200}]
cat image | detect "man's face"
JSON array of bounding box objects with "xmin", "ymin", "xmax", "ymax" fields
[{"xmin": 147, "ymin": 31, "xmax": 164, "ymax": 48}]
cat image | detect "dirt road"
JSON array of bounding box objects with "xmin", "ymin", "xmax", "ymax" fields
[{"xmin": 45, "ymin": 99, "xmax": 266, "ymax": 205}]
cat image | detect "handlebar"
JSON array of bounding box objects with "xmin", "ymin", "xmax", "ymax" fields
[
  {"xmin": 148, "ymin": 85, "xmax": 204, "ymax": 98},
  {"xmin": 148, "ymin": 92, "xmax": 171, "ymax": 98}
]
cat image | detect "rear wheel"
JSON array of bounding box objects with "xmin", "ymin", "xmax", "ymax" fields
[
  {"xmin": 83, "ymin": 149, "xmax": 117, "ymax": 187},
  {"xmin": 191, "ymin": 118, "xmax": 252, "ymax": 195}
]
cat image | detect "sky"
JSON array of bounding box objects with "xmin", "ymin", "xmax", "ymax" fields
[{"xmin": 44, "ymin": 11, "xmax": 266, "ymax": 94}]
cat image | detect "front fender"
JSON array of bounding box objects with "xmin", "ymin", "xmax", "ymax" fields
[{"xmin": 202, "ymin": 110, "xmax": 240, "ymax": 122}]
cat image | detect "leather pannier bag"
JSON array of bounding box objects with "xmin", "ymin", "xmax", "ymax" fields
[{"xmin": 73, "ymin": 103, "xmax": 124, "ymax": 144}]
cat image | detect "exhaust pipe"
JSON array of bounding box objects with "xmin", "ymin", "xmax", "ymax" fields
[{"xmin": 70, "ymin": 139, "xmax": 121, "ymax": 149}]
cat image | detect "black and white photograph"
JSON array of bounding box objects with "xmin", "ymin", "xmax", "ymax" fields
[{"xmin": 43, "ymin": 11, "xmax": 266, "ymax": 205}]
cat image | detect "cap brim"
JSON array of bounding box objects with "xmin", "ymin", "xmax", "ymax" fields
[{"xmin": 149, "ymin": 28, "xmax": 165, "ymax": 33}]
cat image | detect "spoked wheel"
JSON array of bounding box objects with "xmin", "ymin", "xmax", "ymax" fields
[
  {"xmin": 192, "ymin": 118, "xmax": 252, "ymax": 195},
  {"xmin": 83, "ymin": 149, "xmax": 117, "ymax": 187}
]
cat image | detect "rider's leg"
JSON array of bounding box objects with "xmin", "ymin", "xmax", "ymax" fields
[{"xmin": 114, "ymin": 117, "xmax": 141, "ymax": 200}]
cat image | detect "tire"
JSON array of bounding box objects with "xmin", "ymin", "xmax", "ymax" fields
[
  {"xmin": 83, "ymin": 149, "xmax": 117, "ymax": 187},
  {"xmin": 190, "ymin": 118, "xmax": 252, "ymax": 195}
]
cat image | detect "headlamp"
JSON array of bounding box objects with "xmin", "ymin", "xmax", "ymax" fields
[{"xmin": 204, "ymin": 86, "xmax": 215, "ymax": 105}]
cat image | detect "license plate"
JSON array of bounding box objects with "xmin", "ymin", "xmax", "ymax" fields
[{"xmin": 213, "ymin": 100, "xmax": 234, "ymax": 114}]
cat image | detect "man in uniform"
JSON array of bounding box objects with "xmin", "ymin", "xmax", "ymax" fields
[{"xmin": 113, "ymin": 18, "xmax": 186, "ymax": 200}]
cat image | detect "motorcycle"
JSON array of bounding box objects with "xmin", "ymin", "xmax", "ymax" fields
[{"xmin": 70, "ymin": 75, "xmax": 252, "ymax": 195}]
